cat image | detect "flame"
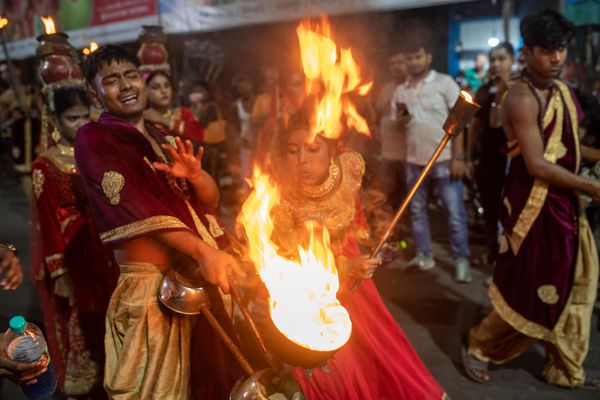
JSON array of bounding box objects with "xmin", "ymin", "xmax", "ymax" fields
[
  {"xmin": 0, "ymin": 17, "xmax": 8, "ymax": 30},
  {"xmin": 460, "ymin": 90, "xmax": 473, "ymax": 104},
  {"xmin": 83, "ymin": 41, "xmax": 99, "ymax": 55},
  {"xmin": 41, "ymin": 16, "xmax": 56, "ymax": 35},
  {"xmin": 296, "ymin": 16, "xmax": 372, "ymax": 141},
  {"xmin": 238, "ymin": 168, "xmax": 352, "ymax": 351}
]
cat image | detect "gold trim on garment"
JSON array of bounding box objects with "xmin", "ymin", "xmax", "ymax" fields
[
  {"xmin": 32, "ymin": 168, "xmax": 45, "ymax": 199},
  {"xmin": 102, "ymin": 171, "xmax": 125, "ymax": 206},
  {"xmin": 537, "ymin": 284, "xmax": 560, "ymax": 305},
  {"xmin": 205, "ymin": 214, "xmax": 225, "ymax": 238},
  {"xmin": 505, "ymin": 83, "xmax": 572, "ymax": 255},
  {"xmin": 184, "ymin": 201, "xmax": 218, "ymax": 249},
  {"xmin": 44, "ymin": 145, "xmax": 77, "ymax": 174},
  {"xmin": 99, "ymin": 216, "xmax": 189, "ymax": 244},
  {"xmin": 279, "ymin": 151, "xmax": 365, "ymax": 238},
  {"xmin": 45, "ymin": 253, "xmax": 64, "ymax": 263},
  {"xmin": 49, "ymin": 267, "xmax": 69, "ymax": 279}
]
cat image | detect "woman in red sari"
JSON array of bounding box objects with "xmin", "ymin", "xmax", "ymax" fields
[
  {"xmin": 144, "ymin": 71, "xmax": 204, "ymax": 145},
  {"xmin": 30, "ymin": 86, "xmax": 119, "ymax": 398},
  {"xmin": 268, "ymin": 115, "xmax": 447, "ymax": 400}
]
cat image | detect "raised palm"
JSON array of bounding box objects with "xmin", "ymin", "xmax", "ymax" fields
[{"xmin": 153, "ymin": 137, "xmax": 204, "ymax": 180}]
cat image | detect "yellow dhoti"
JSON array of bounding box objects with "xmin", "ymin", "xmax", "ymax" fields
[{"xmin": 104, "ymin": 263, "xmax": 191, "ymax": 399}]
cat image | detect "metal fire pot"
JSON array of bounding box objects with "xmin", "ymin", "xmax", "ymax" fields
[{"xmin": 252, "ymin": 298, "xmax": 340, "ymax": 370}]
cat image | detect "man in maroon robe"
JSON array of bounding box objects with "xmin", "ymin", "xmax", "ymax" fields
[
  {"xmin": 464, "ymin": 10, "xmax": 600, "ymax": 389},
  {"xmin": 75, "ymin": 45, "xmax": 243, "ymax": 399}
]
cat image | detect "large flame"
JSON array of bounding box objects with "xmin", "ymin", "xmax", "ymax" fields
[
  {"xmin": 41, "ymin": 16, "xmax": 56, "ymax": 35},
  {"xmin": 238, "ymin": 169, "xmax": 352, "ymax": 351},
  {"xmin": 0, "ymin": 17, "xmax": 8, "ymax": 30},
  {"xmin": 296, "ymin": 16, "xmax": 372, "ymax": 141}
]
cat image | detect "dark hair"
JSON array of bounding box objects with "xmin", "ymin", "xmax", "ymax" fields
[
  {"xmin": 402, "ymin": 35, "xmax": 431, "ymax": 55},
  {"xmin": 520, "ymin": 9, "xmax": 575, "ymax": 51},
  {"xmin": 389, "ymin": 47, "xmax": 404, "ymax": 58},
  {"xmin": 489, "ymin": 42, "xmax": 515, "ymax": 57},
  {"xmin": 145, "ymin": 70, "xmax": 172, "ymax": 86},
  {"xmin": 52, "ymin": 86, "xmax": 90, "ymax": 116},
  {"xmin": 82, "ymin": 45, "xmax": 139, "ymax": 85}
]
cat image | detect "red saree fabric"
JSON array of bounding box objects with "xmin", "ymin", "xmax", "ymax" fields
[
  {"xmin": 30, "ymin": 153, "xmax": 119, "ymax": 396},
  {"xmin": 273, "ymin": 150, "xmax": 445, "ymax": 399}
]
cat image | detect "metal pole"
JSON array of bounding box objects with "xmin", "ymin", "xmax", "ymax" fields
[
  {"xmin": 200, "ymin": 304, "xmax": 256, "ymax": 376},
  {"xmin": 0, "ymin": 29, "xmax": 26, "ymax": 111},
  {"xmin": 370, "ymin": 133, "xmax": 452, "ymax": 258}
]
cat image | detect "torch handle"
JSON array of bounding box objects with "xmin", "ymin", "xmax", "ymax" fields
[
  {"xmin": 200, "ymin": 304, "xmax": 256, "ymax": 376},
  {"xmin": 351, "ymin": 132, "xmax": 452, "ymax": 292},
  {"xmin": 0, "ymin": 31, "xmax": 27, "ymax": 112},
  {"xmin": 230, "ymin": 284, "xmax": 280, "ymax": 369}
]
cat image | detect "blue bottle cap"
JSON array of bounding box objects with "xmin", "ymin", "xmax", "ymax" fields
[{"xmin": 9, "ymin": 316, "xmax": 26, "ymax": 333}]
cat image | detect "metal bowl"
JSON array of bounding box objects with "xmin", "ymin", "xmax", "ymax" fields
[
  {"xmin": 157, "ymin": 270, "xmax": 210, "ymax": 315},
  {"xmin": 258, "ymin": 309, "xmax": 338, "ymax": 369}
]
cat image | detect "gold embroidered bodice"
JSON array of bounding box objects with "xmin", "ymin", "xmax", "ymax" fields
[{"xmin": 273, "ymin": 150, "xmax": 365, "ymax": 241}]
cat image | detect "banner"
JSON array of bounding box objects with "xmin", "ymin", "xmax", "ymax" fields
[
  {"xmin": 0, "ymin": 0, "xmax": 158, "ymax": 59},
  {"xmin": 0, "ymin": 0, "xmax": 471, "ymax": 60},
  {"xmin": 158, "ymin": 0, "xmax": 469, "ymax": 33}
]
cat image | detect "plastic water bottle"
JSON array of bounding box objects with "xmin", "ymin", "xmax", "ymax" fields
[{"xmin": 4, "ymin": 316, "xmax": 57, "ymax": 400}]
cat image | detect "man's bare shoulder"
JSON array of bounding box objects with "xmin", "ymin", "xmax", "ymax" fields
[{"xmin": 504, "ymin": 82, "xmax": 538, "ymax": 116}]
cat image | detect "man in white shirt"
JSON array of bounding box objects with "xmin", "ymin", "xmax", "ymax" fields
[{"xmin": 390, "ymin": 38, "xmax": 472, "ymax": 282}]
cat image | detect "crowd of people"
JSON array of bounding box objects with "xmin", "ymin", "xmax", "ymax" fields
[{"xmin": 0, "ymin": 7, "xmax": 599, "ymax": 399}]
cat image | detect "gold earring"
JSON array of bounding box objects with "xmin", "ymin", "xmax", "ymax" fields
[{"xmin": 51, "ymin": 129, "xmax": 61, "ymax": 144}]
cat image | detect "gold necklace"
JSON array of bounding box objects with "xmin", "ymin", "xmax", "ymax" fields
[
  {"xmin": 56, "ymin": 142, "xmax": 74, "ymax": 157},
  {"xmin": 300, "ymin": 159, "xmax": 340, "ymax": 199}
]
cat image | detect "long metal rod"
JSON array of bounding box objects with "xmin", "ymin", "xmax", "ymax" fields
[
  {"xmin": 351, "ymin": 132, "xmax": 452, "ymax": 292},
  {"xmin": 0, "ymin": 30, "xmax": 26, "ymax": 111},
  {"xmin": 371, "ymin": 132, "xmax": 452, "ymax": 257},
  {"xmin": 230, "ymin": 284, "xmax": 279, "ymax": 369},
  {"xmin": 200, "ymin": 305, "xmax": 255, "ymax": 376}
]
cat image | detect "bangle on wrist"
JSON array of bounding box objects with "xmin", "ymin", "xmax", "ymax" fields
[{"xmin": 452, "ymin": 155, "xmax": 465, "ymax": 161}]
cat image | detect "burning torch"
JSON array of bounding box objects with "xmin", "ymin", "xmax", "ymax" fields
[
  {"xmin": 353, "ymin": 90, "xmax": 480, "ymax": 291},
  {"xmin": 0, "ymin": 16, "xmax": 27, "ymax": 113}
]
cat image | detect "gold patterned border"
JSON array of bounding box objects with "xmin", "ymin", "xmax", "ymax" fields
[
  {"xmin": 184, "ymin": 201, "xmax": 218, "ymax": 249},
  {"xmin": 99, "ymin": 215, "xmax": 189, "ymax": 244},
  {"xmin": 506, "ymin": 84, "xmax": 567, "ymax": 255}
]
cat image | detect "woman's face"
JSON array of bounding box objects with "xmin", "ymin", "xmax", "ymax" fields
[
  {"xmin": 285, "ymin": 129, "xmax": 332, "ymax": 187},
  {"xmin": 58, "ymin": 104, "xmax": 90, "ymax": 142},
  {"xmin": 147, "ymin": 73, "xmax": 172, "ymax": 110}
]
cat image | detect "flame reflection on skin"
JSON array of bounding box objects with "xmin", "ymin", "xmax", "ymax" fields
[
  {"xmin": 41, "ymin": 16, "xmax": 56, "ymax": 35},
  {"xmin": 296, "ymin": 16, "xmax": 372, "ymax": 142},
  {"xmin": 238, "ymin": 169, "xmax": 352, "ymax": 352}
]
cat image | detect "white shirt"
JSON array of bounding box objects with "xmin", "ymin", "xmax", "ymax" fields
[
  {"xmin": 236, "ymin": 98, "xmax": 253, "ymax": 142},
  {"xmin": 390, "ymin": 70, "xmax": 459, "ymax": 165},
  {"xmin": 377, "ymin": 81, "xmax": 406, "ymax": 161}
]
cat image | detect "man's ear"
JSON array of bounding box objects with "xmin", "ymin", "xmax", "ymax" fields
[
  {"xmin": 86, "ymin": 84, "xmax": 102, "ymax": 109},
  {"xmin": 522, "ymin": 45, "xmax": 531, "ymax": 58}
]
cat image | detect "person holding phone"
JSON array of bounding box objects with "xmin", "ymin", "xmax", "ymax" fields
[{"xmin": 389, "ymin": 35, "xmax": 472, "ymax": 283}]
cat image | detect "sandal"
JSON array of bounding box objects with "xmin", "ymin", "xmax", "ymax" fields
[
  {"xmin": 461, "ymin": 340, "xmax": 490, "ymax": 383},
  {"xmin": 581, "ymin": 376, "xmax": 600, "ymax": 391}
]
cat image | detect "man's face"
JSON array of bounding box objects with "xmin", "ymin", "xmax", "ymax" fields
[
  {"xmin": 89, "ymin": 60, "xmax": 146, "ymax": 120},
  {"xmin": 475, "ymin": 54, "xmax": 487, "ymax": 71},
  {"xmin": 405, "ymin": 48, "xmax": 432, "ymax": 78},
  {"xmin": 525, "ymin": 45, "xmax": 567, "ymax": 80},
  {"xmin": 389, "ymin": 53, "xmax": 407, "ymax": 82},
  {"xmin": 488, "ymin": 48, "xmax": 514, "ymax": 79}
]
